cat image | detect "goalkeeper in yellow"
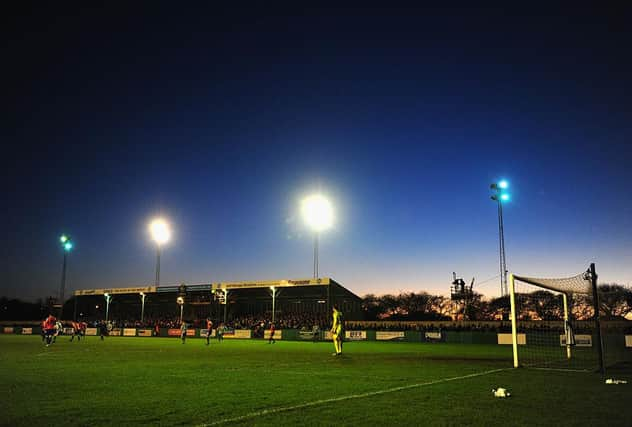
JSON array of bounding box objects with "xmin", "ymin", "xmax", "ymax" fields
[{"xmin": 330, "ymin": 305, "xmax": 343, "ymax": 356}]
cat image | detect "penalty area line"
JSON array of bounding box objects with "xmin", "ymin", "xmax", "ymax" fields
[{"xmin": 197, "ymin": 367, "xmax": 509, "ymax": 427}]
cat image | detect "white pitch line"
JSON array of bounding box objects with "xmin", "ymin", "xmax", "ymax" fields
[{"xmin": 197, "ymin": 368, "xmax": 508, "ymax": 427}]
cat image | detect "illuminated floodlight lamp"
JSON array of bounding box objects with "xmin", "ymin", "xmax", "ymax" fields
[
  {"xmin": 498, "ymin": 180, "xmax": 509, "ymax": 189},
  {"xmin": 60, "ymin": 235, "xmax": 69, "ymax": 244},
  {"xmin": 64, "ymin": 241, "xmax": 73, "ymax": 251},
  {"xmin": 500, "ymin": 193, "xmax": 510, "ymax": 202},
  {"xmin": 149, "ymin": 218, "xmax": 171, "ymax": 245},
  {"xmin": 301, "ymin": 194, "xmax": 334, "ymax": 232},
  {"xmin": 176, "ymin": 296, "xmax": 184, "ymax": 305}
]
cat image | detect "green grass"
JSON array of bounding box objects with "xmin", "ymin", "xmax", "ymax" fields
[{"xmin": 1, "ymin": 335, "xmax": 630, "ymax": 426}]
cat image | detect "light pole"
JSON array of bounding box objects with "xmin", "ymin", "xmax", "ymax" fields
[
  {"xmin": 177, "ymin": 296, "xmax": 184, "ymax": 323},
  {"xmin": 140, "ymin": 292, "xmax": 146, "ymax": 323},
  {"xmin": 270, "ymin": 286, "xmax": 277, "ymax": 324},
  {"xmin": 490, "ymin": 180, "xmax": 511, "ymax": 297},
  {"xmin": 58, "ymin": 234, "xmax": 73, "ymax": 315},
  {"xmin": 222, "ymin": 289, "xmax": 229, "ymax": 325},
  {"xmin": 301, "ymin": 194, "xmax": 334, "ymax": 278},
  {"xmin": 149, "ymin": 218, "xmax": 171, "ymax": 286},
  {"xmin": 104, "ymin": 293, "xmax": 112, "ymax": 322}
]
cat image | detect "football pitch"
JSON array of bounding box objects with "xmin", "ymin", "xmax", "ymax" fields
[{"xmin": 1, "ymin": 335, "xmax": 630, "ymax": 426}]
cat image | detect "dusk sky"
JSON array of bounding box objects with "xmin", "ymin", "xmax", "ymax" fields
[{"xmin": 3, "ymin": 5, "xmax": 631, "ymax": 301}]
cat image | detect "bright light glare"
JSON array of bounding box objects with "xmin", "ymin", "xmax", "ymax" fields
[
  {"xmin": 60, "ymin": 235, "xmax": 68, "ymax": 243},
  {"xmin": 177, "ymin": 297, "xmax": 184, "ymax": 305},
  {"xmin": 149, "ymin": 218, "xmax": 171, "ymax": 245},
  {"xmin": 500, "ymin": 193, "xmax": 510, "ymax": 201},
  {"xmin": 64, "ymin": 242, "xmax": 73, "ymax": 251},
  {"xmin": 498, "ymin": 180, "xmax": 509, "ymax": 189},
  {"xmin": 301, "ymin": 194, "xmax": 334, "ymax": 232}
]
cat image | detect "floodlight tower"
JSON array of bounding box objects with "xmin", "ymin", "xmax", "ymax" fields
[
  {"xmin": 149, "ymin": 218, "xmax": 171, "ymax": 286},
  {"xmin": 58, "ymin": 234, "xmax": 74, "ymax": 314},
  {"xmin": 301, "ymin": 194, "xmax": 334, "ymax": 278},
  {"xmin": 270, "ymin": 286, "xmax": 277, "ymax": 324},
  {"xmin": 490, "ymin": 180, "xmax": 511, "ymax": 296},
  {"xmin": 140, "ymin": 292, "xmax": 146, "ymax": 323},
  {"xmin": 104, "ymin": 293, "xmax": 112, "ymax": 322},
  {"xmin": 177, "ymin": 296, "xmax": 185, "ymax": 323}
]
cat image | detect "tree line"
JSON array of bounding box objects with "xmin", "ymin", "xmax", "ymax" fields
[{"xmin": 360, "ymin": 283, "xmax": 632, "ymax": 321}]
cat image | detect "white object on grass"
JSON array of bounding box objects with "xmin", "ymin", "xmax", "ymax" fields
[{"xmin": 492, "ymin": 388, "xmax": 511, "ymax": 397}]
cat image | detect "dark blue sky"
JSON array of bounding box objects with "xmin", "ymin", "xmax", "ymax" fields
[{"xmin": 3, "ymin": 5, "xmax": 631, "ymax": 300}]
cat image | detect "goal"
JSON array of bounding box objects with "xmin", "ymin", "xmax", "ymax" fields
[{"xmin": 509, "ymin": 263, "xmax": 605, "ymax": 372}]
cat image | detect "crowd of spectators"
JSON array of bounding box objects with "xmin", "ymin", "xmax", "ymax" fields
[
  {"xmin": 98, "ymin": 311, "xmax": 329, "ymax": 331},
  {"xmin": 227, "ymin": 312, "xmax": 328, "ymax": 330},
  {"xmin": 77, "ymin": 313, "xmax": 630, "ymax": 335}
]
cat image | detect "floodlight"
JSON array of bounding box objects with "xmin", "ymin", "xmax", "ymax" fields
[
  {"xmin": 64, "ymin": 242, "xmax": 73, "ymax": 251},
  {"xmin": 500, "ymin": 193, "xmax": 510, "ymax": 202},
  {"xmin": 498, "ymin": 180, "xmax": 509, "ymax": 189},
  {"xmin": 60, "ymin": 235, "xmax": 68, "ymax": 243},
  {"xmin": 301, "ymin": 194, "xmax": 334, "ymax": 232},
  {"xmin": 149, "ymin": 218, "xmax": 171, "ymax": 245}
]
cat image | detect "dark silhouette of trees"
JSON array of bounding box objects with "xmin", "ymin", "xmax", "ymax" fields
[
  {"xmin": 598, "ymin": 284, "xmax": 632, "ymax": 319},
  {"xmin": 358, "ymin": 283, "xmax": 632, "ymax": 322}
]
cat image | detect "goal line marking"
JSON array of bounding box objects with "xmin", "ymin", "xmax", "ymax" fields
[{"xmin": 197, "ymin": 367, "xmax": 508, "ymax": 426}]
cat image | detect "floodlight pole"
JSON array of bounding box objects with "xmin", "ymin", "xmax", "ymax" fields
[
  {"xmin": 59, "ymin": 251, "xmax": 68, "ymax": 316},
  {"xmin": 313, "ymin": 233, "xmax": 319, "ymax": 278},
  {"xmin": 223, "ymin": 289, "xmax": 229, "ymax": 325},
  {"xmin": 105, "ymin": 294, "xmax": 111, "ymax": 322},
  {"xmin": 155, "ymin": 246, "xmax": 161, "ymax": 286},
  {"xmin": 210, "ymin": 289, "xmax": 215, "ymax": 319},
  {"xmin": 497, "ymin": 200, "xmax": 508, "ymax": 296},
  {"xmin": 140, "ymin": 293, "xmax": 146, "ymax": 323},
  {"xmin": 271, "ymin": 287, "xmax": 277, "ymax": 323},
  {"xmin": 490, "ymin": 183, "xmax": 509, "ymax": 297}
]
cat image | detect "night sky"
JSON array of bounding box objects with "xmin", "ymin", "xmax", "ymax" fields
[{"xmin": 3, "ymin": 5, "xmax": 631, "ymax": 301}]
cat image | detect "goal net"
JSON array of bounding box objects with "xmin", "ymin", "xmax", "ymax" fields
[{"xmin": 509, "ymin": 265, "xmax": 605, "ymax": 372}]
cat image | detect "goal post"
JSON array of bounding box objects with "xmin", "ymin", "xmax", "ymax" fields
[
  {"xmin": 509, "ymin": 264, "xmax": 605, "ymax": 372},
  {"xmin": 509, "ymin": 273, "xmax": 518, "ymax": 368}
]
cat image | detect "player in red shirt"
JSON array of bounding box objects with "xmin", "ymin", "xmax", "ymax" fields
[
  {"xmin": 70, "ymin": 321, "xmax": 84, "ymax": 342},
  {"xmin": 43, "ymin": 314, "xmax": 57, "ymax": 346},
  {"xmin": 268, "ymin": 323, "xmax": 276, "ymax": 344},
  {"xmin": 205, "ymin": 318, "xmax": 213, "ymax": 345}
]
